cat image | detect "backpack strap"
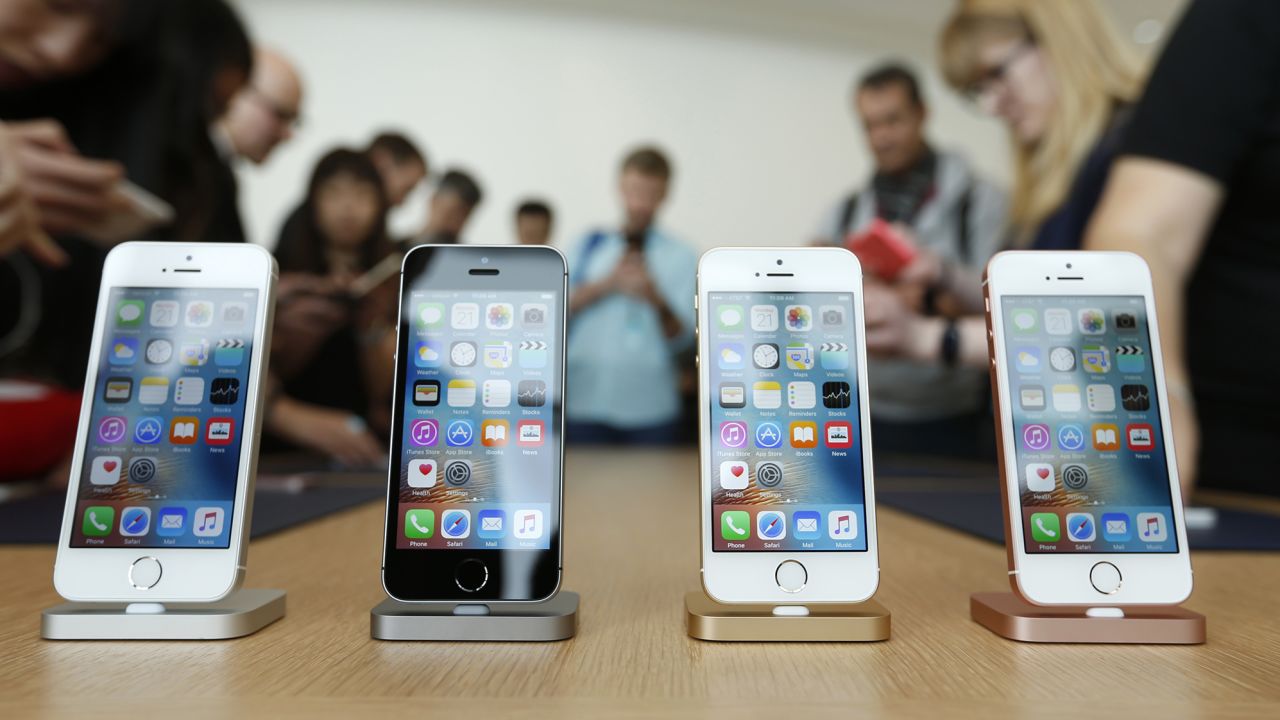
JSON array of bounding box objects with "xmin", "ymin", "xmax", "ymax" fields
[
  {"xmin": 837, "ymin": 193, "xmax": 860, "ymax": 240},
  {"xmin": 571, "ymin": 230, "xmax": 609, "ymax": 287}
]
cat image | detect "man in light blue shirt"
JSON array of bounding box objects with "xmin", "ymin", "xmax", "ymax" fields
[{"xmin": 566, "ymin": 146, "xmax": 697, "ymax": 444}]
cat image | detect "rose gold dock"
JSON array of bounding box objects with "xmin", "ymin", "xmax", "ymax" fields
[
  {"xmin": 684, "ymin": 591, "xmax": 891, "ymax": 642},
  {"xmin": 970, "ymin": 591, "xmax": 1206, "ymax": 644}
]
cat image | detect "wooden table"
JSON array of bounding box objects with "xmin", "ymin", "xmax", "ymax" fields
[{"xmin": 2, "ymin": 449, "xmax": 1278, "ymax": 718}]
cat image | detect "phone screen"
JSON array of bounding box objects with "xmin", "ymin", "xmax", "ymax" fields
[
  {"xmin": 393, "ymin": 291, "xmax": 558, "ymax": 551},
  {"xmin": 70, "ymin": 288, "xmax": 259, "ymax": 549},
  {"xmin": 1001, "ymin": 296, "xmax": 1178, "ymax": 554},
  {"xmin": 707, "ymin": 292, "xmax": 867, "ymax": 552}
]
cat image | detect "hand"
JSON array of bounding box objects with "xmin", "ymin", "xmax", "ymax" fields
[
  {"xmin": 0, "ymin": 122, "xmax": 67, "ymax": 265},
  {"xmin": 271, "ymin": 399, "xmax": 385, "ymax": 468},
  {"xmin": 863, "ymin": 280, "xmax": 918, "ymax": 357},
  {"xmin": 612, "ymin": 251, "xmax": 659, "ymax": 302},
  {"xmin": 898, "ymin": 243, "xmax": 944, "ymax": 287},
  {"xmin": 8, "ymin": 120, "xmax": 129, "ymax": 238},
  {"xmin": 272, "ymin": 273, "xmax": 351, "ymax": 376}
]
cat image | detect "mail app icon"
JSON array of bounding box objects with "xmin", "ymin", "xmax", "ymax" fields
[
  {"xmin": 1106, "ymin": 520, "xmax": 1126, "ymax": 534},
  {"xmin": 477, "ymin": 509, "xmax": 506, "ymax": 539},
  {"xmin": 796, "ymin": 518, "xmax": 819, "ymax": 532}
]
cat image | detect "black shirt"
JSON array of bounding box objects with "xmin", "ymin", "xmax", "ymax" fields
[
  {"xmin": 1032, "ymin": 108, "xmax": 1130, "ymax": 251},
  {"xmin": 1122, "ymin": 0, "xmax": 1280, "ymax": 494}
]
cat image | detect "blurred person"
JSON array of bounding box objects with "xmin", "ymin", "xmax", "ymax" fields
[
  {"xmin": 815, "ymin": 61, "xmax": 1007, "ymax": 458},
  {"xmin": 1084, "ymin": 0, "xmax": 1280, "ymax": 498},
  {"xmin": 514, "ymin": 199, "xmax": 553, "ymax": 245},
  {"xmin": 565, "ymin": 146, "xmax": 696, "ymax": 444},
  {"xmin": 410, "ymin": 168, "xmax": 482, "ymax": 246},
  {"xmin": 0, "ymin": 0, "xmax": 122, "ymax": 90},
  {"xmin": 265, "ymin": 148, "xmax": 393, "ymax": 467}
]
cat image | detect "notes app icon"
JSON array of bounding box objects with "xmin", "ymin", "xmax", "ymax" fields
[
  {"xmin": 448, "ymin": 379, "xmax": 476, "ymax": 407},
  {"xmin": 752, "ymin": 381, "xmax": 781, "ymax": 409}
]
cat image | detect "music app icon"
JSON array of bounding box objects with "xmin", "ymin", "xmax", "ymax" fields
[
  {"xmin": 719, "ymin": 421, "xmax": 748, "ymax": 448},
  {"xmin": 192, "ymin": 507, "xmax": 224, "ymax": 537},
  {"xmin": 1021, "ymin": 423, "xmax": 1050, "ymax": 451},
  {"xmin": 513, "ymin": 509, "xmax": 544, "ymax": 540},
  {"xmin": 828, "ymin": 510, "xmax": 857, "ymax": 540},
  {"xmin": 1136, "ymin": 512, "xmax": 1167, "ymax": 542}
]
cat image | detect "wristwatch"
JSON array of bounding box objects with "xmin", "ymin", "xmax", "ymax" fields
[{"xmin": 940, "ymin": 319, "xmax": 960, "ymax": 368}]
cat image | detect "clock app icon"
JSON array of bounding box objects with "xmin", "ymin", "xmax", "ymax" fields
[
  {"xmin": 450, "ymin": 341, "xmax": 477, "ymax": 367},
  {"xmin": 1049, "ymin": 346, "xmax": 1076, "ymax": 373},
  {"xmin": 752, "ymin": 343, "xmax": 779, "ymax": 370},
  {"xmin": 145, "ymin": 339, "xmax": 173, "ymax": 365}
]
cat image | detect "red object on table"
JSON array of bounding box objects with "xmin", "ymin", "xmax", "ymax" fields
[
  {"xmin": 0, "ymin": 382, "xmax": 81, "ymax": 481},
  {"xmin": 846, "ymin": 218, "xmax": 918, "ymax": 280}
]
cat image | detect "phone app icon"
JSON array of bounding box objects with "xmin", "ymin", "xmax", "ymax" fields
[
  {"xmin": 481, "ymin": 419, "xmax": 509, "ymax": 446},
  {"xmin": 719, "ymin": 460, "xmax": 749, "ymax": 490},
  {"xmin": 486, "ymin": 303, "xmax": 514, "ymax": 330},
  {"xmin": 1115, "ymin": 345, "xmax": 1145, "ymax": 373},
  {"xmin": 752, "ymin": 343, "xmax": 779, "ymax": 369},
  {"xmin": 517, "ymin": 421, "xmax": 545, "ymax": 446},
  {"xmin": 116, "ymin": 299, "xmax": 144, "ymax": 327},
  {"xmin": 755, "ymin": 461, "xmax": 782, "ymax": 488},
  {"xmin": 518, "ymin": 340, "xmax": 548, "ymax": 368},
  {"xmin": 1126, "ymin": 423, "xmax": 1155, "ymax": 451},
  {"xmin": 416, "ymin": 340, "xmax": 444, "ymax": 368},
  {"xmin": 788, "ymin": 381, "xmax": 816, "ymax": 409},
  {"xmin": 719, "ymin": 382, "xmax": 745, "ymax": 408},
  {"xmin": 483, "ymin": 342, "xmax": 513, "ymax": 369},
  {"xmin": 1010, "ymin": 308, "xmax": 1037, "ymax": 332},
  {"xmin": 513, "ymin": 509, "xmax": 544, "ymax": 540},
  {"xmin": 790, "ymin": 421, "xmax": 818, "ymax": 448},
  {"xmin": 757, "ymin": 511, "xmax": 786, "ymax": 541},
  {"xmin": 156, "ymin": 507, "xmax": 187, "ymax": 537},
  {"xmin": 405, "ymin": 509, "xmax": 434, "ymax": 539},
  {"xmin": 784, "ymin": 305, "xmax": 812, "ymax": 331},
  {"xmin": 719, "ymin": 421, "xmax": 748, "ymax": 448},
  {"xmin": 1021, "ymin": 423, "xmax": 1050, "ymax": 451},
  {"xmin": 119, "ymin": 506, "xmax": 151, "ymax": 537},
  {"xmin": 1049, "ymin": 346, "xmax": 1075, "ymax": 372},
  {"xmin": 824, "ymin": 421, "xmax": 853, "ymax": 449},
  {"xmin": 717, "ymin": 304, "xmax": 744, "ymax": 330},
  {"xmin": 445, "ymin": 460, "xmax": 472, "ymax": 486},
  {"xmin": 451, "ymin": 302, "xmax": 479, "ymax": 329},
  {"xmin": 1082, "ymin": 345, "xmax": 1111, "ymax": 373},
  {"xmin": 1137, "ymin": 512, "xmax": 1167, "ymax": 542},
  {"xmin": 206, "ymin": 417, "xmax": 234, "ymax": 445},
  {"xmin": 169, "ymin": 417, "xmax": 198, "ymax": 445},
  {"xmin": 792, "ymin": 510, "xmax": 821, "ymax": 540},
  {"xmin": 413, "ymin": 380, "xmax": 440, "ymax": 406},
  {"xmin": 1066, "ymin": 513, "xmax": 1096, "ymax": 542},
  {"xmin": 409, "ymin": 419, "xmax": 438, "ymax": 447},
  {"xmin": 819, "ymin": 305, "xmax": 845, "ymax": 328},
  {"xmin": 478, "ymin": 509, "xmax": 506, "ymax": 539},
  {"xmin": 828, "ymin": 510, "xmax": 857, "ymax": 539},
  {"xmin": 221, "ymin": 302, "xmax": 248, "ymax": 325},
  {"xmin": 720, "ymin": 511, "xmax": 750, "ymax": 541},
  {"xmin": 446, "ymin": 420, "xmax": 474, "ymax": 447},
  {"xmin": 1051, "ymin": 384, "xmax": 1080, "ymax": 412},
  {"xmin": 483, "ymin": 379, "xmax": 512, "ymax": 407},
  {"xmin": 209, "ymin": 377, "xmax": 238, "ymax": 405},
  {"xmin": 174, "ymin": 376, "xmax": 204, "ymax": 405},
  {"xmin": 1062, "ymin": 463, "xmax": 1088, "ymax": 490},
  {"xmin": 416, "ymin": 302, "xmax": 445, "ymax": 329},
  {"xmin": 82, "ymin": 506, "xmax": 114, "ymax": 537},
  {"xmin": 823, "ymin": 381, "xmax": 851, "ymax": 408},
  {"xmin": 1044, "ymin": 308, "xmax": 1072, "ymax": 335},
  {"xmin": 1014, "ymin": 347, "xmax": 1041, "ymax": 373},
  {"xmin": 1078, "ymin": 308, "xmax": 1105, "ymax": 335},
  {"xmin": 521, "ymin": 303, "xmax": 547, "ymax": 328},
  {"xmin": 97, "ymin": 416, "xmax": 127, "ymax": 444},
  {"xmin": 1091, "ymin": 423, "xmax": 1120, "ymax": 451},
  {"xmin": 754, "ymin": 422, "xmax": 782, "ymax": 449},
  {"xmin": 1101, "ymin": 512, "xmax": 1131, "ymax": 541},
  {"xmin": 145, "ymin": 338, "xmax": 172, "ymax": 364},
  {"xmin": 1020, "ymin": 385, "xmax": 1046, "ymax": 411},
  {"xmin": 1087, "ymin": 383, "xmax": 1116, "ymax": 412},
  {"xmin": 109, "ymin": 337, "xmax": 138, "ymax": 364},
  {"xmin": 1025, "ymin": 463, "xmax": 1054, "ymax": 492},
  {"xmin": 149, "ymin": 300, "xmax": 178, "ymax": 327},
  {"xmin": 819, "ymin": 342, "xmax": 850, "ymax": 370},
  {"xmin": 750, "ymin": 305, "xmax": 778, "ymax": 332},
  {"xmin": 214, "ymin": 338, "xmax": 245, "ymax": 366},
  {"xmin": 447, "ymin": 341, "xmax": 475, "ymax": 367},
  {"xmin": 185, "ymin": 301, "xmax": 214, "ymax": 327},
  {"xmin": 133, "ymin": 416, "xmax": 164, "ymax": 445},
  {"xmin": 752, "ymin": 381, "xmax": 781, "ymax": 409},
  {"xmin": 90, "ymin": 456, "xmax": 122, "ymax": 486},
  {"xmin": 441, "ymin": 509, "xmax": 471, "ymax": 539},
  {"xmin": 785, "ymin": 343, "xmax": 814, "ymax": 370},
  {"xmin": 1121, "ymin": 384, "xmax": 1150, "ymax": 411},
  {"xmin": 1057, "ymin": 423, "xmax": 1086, "ymax": 451},
  {"xmin": 517, "ymin": 380, "xmax": 546, "ymax": 407},
  {"xmin": 191, "ymin": 507, "xmax": 224, "ymax": 536},
  {"xmin": 718, "ymin": 343, "xmax": 745, "ymax": 370},
  {"xmin": 103, "ymin": 377, "xmax": 132, "ymax": 403},
  {"xmin": 1030, "ymin": 513, "xmax": 1060, "ymax": 542}
]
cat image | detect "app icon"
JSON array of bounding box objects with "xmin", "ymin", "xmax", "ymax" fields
[
  {"xmin": 718, "ymin": 343, "xmax": 745, "ymax": 370},
  {"xmin": 174, "ymin": 376, "xmax": 204, "ymax": 405},
  {"xmin": 750, "ymin": 305, "xmax": 778, "ymax": 332},
  {"xmin": 788, "ymin": 381, "xmax": 816, "ymax": 409},
  {"xmin": 90, "ymin": 456, "xmax": 122, "ymax": 486},
  {"xmin": 1101, "ymin": 512, "xmax": 1130, "ymax": 541},
  {"xmin": 719, "ymin": 421, "xmax": 748, "ymax": 448},
  {"xmin": 1137, "ymin": 512, "xmax": 1167, "ymax": 542},
  {"xmin": 518, "ymin": 380, "xmax": 547, "ymax": 407},
  {"xmin": 1025, "ymin": 463, "xmax": 1054, "ymax": 492},
  {"xmin": 169, "ymin": 417, "xmax": 198, "ymax": 445},
  {"xmin": 221, "ymin": 302, "xmax": 248, "ymax": 325},
  {"xmin": 828, "ymin": 510, "xmax": 857, "ymax": 539},
  {"xmin": 97, "ymin": 416, "xmax": 127, "ymax": 444},
  {"xmin": 1091, "ymin": 423, "xmax": 1120, "ymax": 451},
  {"xmin": 1082, "ymin": 345, "xmax": 1110, "ymax": 373},
  {"xmin": 1052, "ymin": 384, "xmax": 1081, "ymax": 412},
  {"xmin": 409, "ymin": 419, "xmax": 438, "ymax": 447},
  {"xmin": 719, "ymin": 382, "xmax": 745, "ymax": 408},
  {"xmin": 1030, "ymin": 513, "xmax": 1060, "ymax": 543},
  {"xmin": 521, "ymin": 303, "xmax": 547, "ymax": 328},
  {"xmin": 1121, "ymin": 384, "xmax": 1150, "ymax": 411},
  {"xmin": 720, "ymin": 511, "xmax": 750, "ymax": 541},
  {"xmin": 136, "ymin": 377, "xmax": 169, "ymax": 405},
  {"xmin": 719, "ymin": 460, "xmax": 749, "ymax": 490},
  {"xmin": 1126, "ymin": 423, "xmax": 1155, "ymax": 451},
  {"xmin": 819, "ymin": 305, "xmax": 845, "ymax": 328},
  {"xmin": 1078, "ymin": 308, "xmax": 1106, "ymax": 335},
  {"xmin": 446, "ymin": 420, "xmax": 474, "ymax": 447},
  {"xmin": 793, "ymin": 511, "xmax": 821, "ymax": 540},
  {"xmin": 717, "ymin": 304, "xmax": 744, "ymax": 330},
  {"xmin": 133, "ymin": 417, "xmax": 164, "ymax": 445},
  {"xmin": 819, "ymin": 342, "xmax": 850, "ymax": 370},
  {"xmin": 103, "ymin": 377, "xmax": 132, "ymax": 403},
  {"xmin": 1044, "ymin": 308, "xmax": 1072, "ymax": 335},
  {"xmin": 1066, "ymin": 513, "xmax": 1096, "ymax": 542},
  {"xmin": 82, "ymin": 506, "xmax": 114, "ymax": 537},
  {"xmin": 1014, "ymin": 347, "xmax": 1041, "ymax": 373},
  {"xmin": 178, "ymin": 339, "xmax": 209, "ymax": 366},
  {"xmin": 149, "ymin": 300, "xmax": 178, "ymax": 327},
  {"xmin": 518, "ymin": 340, "xmax": 548, "ymax": 368},
  {"xmin": 483, "ymin": 342, "xmax": 514, "ymax": 369},
  {"xmin": 210, "ymin": 377, "xmax": 239, "ymax": 405},
  {"xmin": 116, "ymin": 299, "xmax": 144, "ymax": 327},
  {"xmin": 1021, "ymin": 423, "xmax": 1050, "ymax": 451},
  {"xmin": 1062, "ymin": 463, "xmax": 1088, "ymax": 490},
  {"xmin": 784, "ymin": 305, "xmax": 812, "ymax": 331},
  {"xmin": 517, "ymin": 421, "xmax": 545, "ymax": 446},
  {"xmin": 756, "ymin": 461, "xmax": 782, "ymax": 488},
  {"xmin": 785, "ymin": 343, "xmax": 814, "ymax": 370},
  {"xmin": 754, "ymin": 422, "xmax": 783, "ymax": 449},
  {"xmin": 513, "ymin": 509, "xmax": 544, "ymax": 539},
  {"xmin": 445, "ymin": 460, "xmax": 472, "ymax": 486},
  {"xmin": 193, "ymin": 507, "xmax": 224, "ymax": 536},
  {"xmin": 448, "ymin": 341, "xmax": 475, "ymax": 367},
  {"xmin": 442, "ymin": 509, "xmax": 472, "ymax": 539},
  {"xmin": 790, "ymin": 421, "xmax": 818, "ymax": 448},
  {"xmin": 752, "ymin": 381, "xmax": 781, "ymax": 409},
  {"xmin": 483, "ymin": 379, "xmax": 512, "ymax": 407},
  {"xmin": 214, "ymin": 338, "xmax": 245, "ymax": 366},
  {"xmin": 757, "ymin": 511, "xmax": 786, "ymax": 540},
  {"xmin": 451, "ymin": 302, "xmax": 479, "ymax": 329},
  {"xmin": 408, "ymin": 458, "xmax": 437, "ymax": 488},
  {"xmin": 1086, "ymin": 383, "xmax": 1116, "ymax": 412},
  {"xmin": 1057, "ymin": 423, "xmax": 1086, "ymax": 452},
  {"xmin": 145, "ymin": 338, "xmax": 172, "ymax": 364},
  {"xmin": 447, "ymin": 378, "xmax": 476, "ymax": 407},
  {"xmin": 1020, "ymin": 385, "xmax": 1046, "ymax": 411},
  {"xmin": 1115, "ymin": 312, "xmax": 1137, "ymax": 330},
  {"xmin": 413, "ymin": 340, "xmax": 443, "ymax": 368},
  {"xmin": 1010, "ymin": 308, "xmax": 1037, "ymax": 332},
  {"xmin": 1049, "ymin": 346, "xmax": 1076, "ymax": 372},
  {"xmin": 413, "ymin": 380, "xmax": 440, "ymax": 406},
  {"xmin": 109, "ymin": 337, "xmax": 138, "ymax": 364},
  {"xmin": 824, "ymin": 421, "xmax": 853, "ymax": 449},
  {"xmin": 206, "ymin": 417, "xmax": 234, "ymax": 445},
  {"xmin": 120, "ymin": 506, "xmax": 151, "ymax": 537},
  {"xmin": 1115, "ymin": 345, "xmax": 1144, "ymax": 374},
  {"xmin": 486, "ymin": 303, "xmax": 514, "ymax": 330},
  {"xmin": 416, "ymin": 302, "xmax": 445, "ymax": 329},
  {"xmin": 752, "ymin": 343, "xmax": 779, "ymax": 369},
  {"xmin": 185, "ymin": 301, "xmax": 214, "ymax": 327},
  {"xmin": 405, "ymin": 509, "xmax": 434, "ymax": 539},
  {"xmin": 478, "ymin": 509, "xmax": 506, "ymax": 539},
  {"xmin": 156, "ymin": 507, "xmax": 187, "ymax": 537},
  {"xmin": 823, "ymin": 381, "xmax": 851, "ymax": 408},
  {"xmin": 481, "ymin": 419, "xmax": 509, "ymax": 446}
]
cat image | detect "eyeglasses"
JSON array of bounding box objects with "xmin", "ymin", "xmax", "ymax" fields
[
  {"xmin": 246, "ymin": 86, "xmax": 302, "ymax": 129},
  {"xmin": 962, "ymin": 40, "xmax": 1035, "ymax": 107}
]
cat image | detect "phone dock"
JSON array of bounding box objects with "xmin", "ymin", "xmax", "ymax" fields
[
  {"xmin": 684, "ymin": 591, "xmax": 890, "ymax": 642},
  {"xmin": 970, "ymin": 592, "xmax": 1206, "ymax": 644},
  {"xmin": 370, "ymin": 591, "xmax": 579, "ymax": 641},
  {"xmin": 41, "ymin": 588, "xmax": 286, "ymax": 640}
]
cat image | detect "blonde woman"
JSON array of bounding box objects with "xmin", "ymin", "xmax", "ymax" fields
[{"xmin": 864, "ymin": 0, "xmax": 1142, "ymax": 370}]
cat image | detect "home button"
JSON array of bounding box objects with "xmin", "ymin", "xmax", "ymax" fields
[
  {"xmin": 775, "ymin": 560, "xmax": 807, "ymax": 593},
  {"xmin": 1089, "ymin": 562, "xmax": 1122, "ymax": 595},
  {"xmin": 128, "ymin": 557, "xmax": 162, "ymax": 590},
  {"xmin": 455, "ymin": 559, "xmax": 489, "ymax": 593}
]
